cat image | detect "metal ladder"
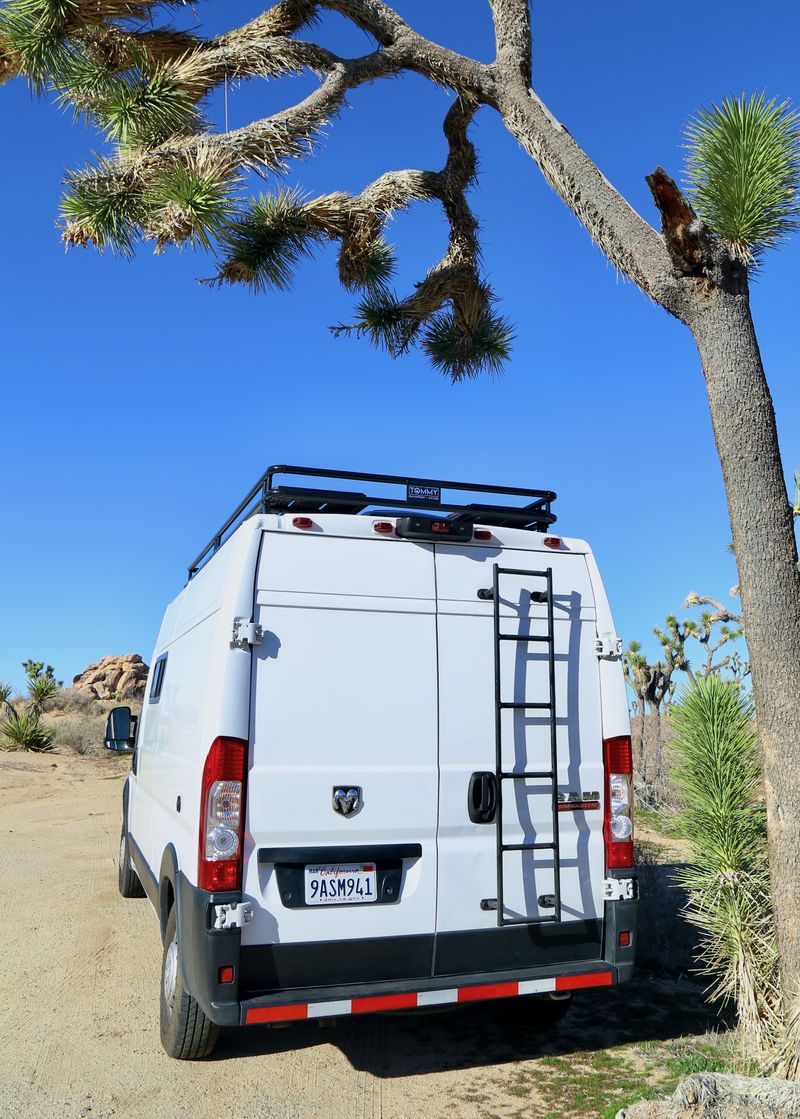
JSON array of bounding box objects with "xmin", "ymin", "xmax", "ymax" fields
[{"xmin": 481, "ymin": 563, "xmax": 562, "ymax": 927}]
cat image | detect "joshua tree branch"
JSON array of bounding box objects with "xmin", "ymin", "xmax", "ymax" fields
[{"xmin": 488, "ymin": 0, "xmax": 532, "ymax": 86}]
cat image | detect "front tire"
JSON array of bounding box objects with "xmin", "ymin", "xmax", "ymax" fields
[
  {"xmin": 118, "ymin": 829, "xmax": 146, "ymax": 899},
  {"xmin": 159, "ymin": 907, "xmax": 220, "ymax": 1059}
]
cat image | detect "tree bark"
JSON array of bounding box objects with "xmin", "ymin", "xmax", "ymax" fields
[
  {"xmin": 492, "ymin": 73, "xmax": 800, "ymax": 1029},
  {"xmin": 688, "ymin": 281, "xmax": 800, "ymax": 1016}
]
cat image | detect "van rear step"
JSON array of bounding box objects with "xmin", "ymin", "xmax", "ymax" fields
[{"xmin": 242, "ymin": 969, "xmax": 613, "ymax": 1024}]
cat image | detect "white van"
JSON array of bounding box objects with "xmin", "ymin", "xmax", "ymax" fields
[{"xmin": 114, "ymin": 466, "xmax": 637, "ymax": 1059}]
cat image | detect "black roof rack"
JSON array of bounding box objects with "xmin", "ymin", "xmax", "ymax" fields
[{"xmin": 188, "ymin": 465, "xmax": 557, "ymax": 579}]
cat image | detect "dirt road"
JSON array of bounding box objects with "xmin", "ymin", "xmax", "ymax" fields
[{"xmin": 0, "ymin": 753, "xmax": 718, "ymax": 1119}]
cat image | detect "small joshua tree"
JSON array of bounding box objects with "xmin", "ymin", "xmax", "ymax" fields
[
  {"xmin": 625, "ymin": 595, "xmax": 747, "ymax": 805},
  {"xmin": 670, "ymin": 676, "xmax": 779, "ymax": 1055},
  {"xmin": 0, "ymin": 660, "xmax": 61, "ymax": 752}
]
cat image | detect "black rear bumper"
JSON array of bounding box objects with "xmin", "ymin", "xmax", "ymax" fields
[{"xmin": 175, "ymin": 871, "xmax": 637, "ymax": 1028}]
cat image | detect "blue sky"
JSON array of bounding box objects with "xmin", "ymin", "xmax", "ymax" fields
[{"xmin": 1, "ymin": 1, "xmax": 797, "ymax": 692}]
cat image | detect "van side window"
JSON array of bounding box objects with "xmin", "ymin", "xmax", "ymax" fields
[{"xmin": 149, "ymin": 654, "xmax": 168, "ymax": 703}]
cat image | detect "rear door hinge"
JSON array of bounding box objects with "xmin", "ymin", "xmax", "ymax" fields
[
  {"xmin": 595, "ymin": 633, "xmax": 623, "ymax": 660},
  {"xmin": 231, "ymin": 618, "xmax": 263, "ymax": 649},
  {"xmin": 603, "ymin": 877, "xmax": 637, "ymax": 901},
  {"xmin": 212, "ymin": 901, "xmax": 253, "ymax": 930}
]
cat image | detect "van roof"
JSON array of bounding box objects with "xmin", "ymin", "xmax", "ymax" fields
[{"xmin": 188, "ymin": 465, "xmax": 558, "ymax": 580}]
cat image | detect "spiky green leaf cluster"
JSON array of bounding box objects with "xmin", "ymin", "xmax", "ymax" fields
[
  {"xmin": 62, "ymin": 156, "xmax": 239, "ymax": 255},
  {"xmin": 352, "ymin": 291, "xmax": 514, "ymax": 380},
  {"xmin": 0, "ymin": 710, "xmax": 55, "ymax": 751},
  {"xmin": 421, "ymin": 306, "xmax": 513, "ymax": 381},
  {"xmin": 211, "ymin": 190, "xmax": 325, "ymax": 291},
  {"xmin": 339, "ymin": 237, "xmax": 396, "ymax": 294},
  {"xmin": 668, "ymin": 677, "xmax": 778, "ymax": 1042},
  {"xmin": 685, "ymin": 92, "xmax": 800, "ymax": 263},
  {"xmin": 61, "ymin": 159, "xmax": 146, "ymax": 256},
  {"xmin": 67, "ymin": 61, "xmax": 200, "ymax": 155},
  {"xmin": 146, "ymin": 163, "xmax": 238, "ymax": 250},
  {"xmin": 0, "ymin": 0, "xmax": 76, "ymax": 90},
  {"xmin": 355, "ymin": 291, "xmax": 417, "ymax": 355}
]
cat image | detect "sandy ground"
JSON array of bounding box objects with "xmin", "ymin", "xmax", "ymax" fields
[{"xmin": 0, "ymin": 753, "xmax": 717, "ymax": 1119}]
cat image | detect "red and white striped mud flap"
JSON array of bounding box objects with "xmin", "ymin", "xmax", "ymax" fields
[{"xmin": 244, "ymin": 970, "xmax": 613, "ymax": 1024}]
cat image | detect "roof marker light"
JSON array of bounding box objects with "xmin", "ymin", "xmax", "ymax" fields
[
  {"xmin": 474, "ymin": 530, "xmax": 493, "ymax": 541},
  {"xmin": 543, "ymin": 536, "xmax": 562, "ymax": 549},
  {"xmin": 292, "ymin": 517, "xmax": 314, "ymax": 530},
  {"xmin": 373, "ymin": 521, "xmax": 394, "ymax": 535}
]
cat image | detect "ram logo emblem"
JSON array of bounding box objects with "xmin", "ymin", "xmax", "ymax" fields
[{"xmin": 332, "ymin": 786, "xmax": 362, "ymax": 817}]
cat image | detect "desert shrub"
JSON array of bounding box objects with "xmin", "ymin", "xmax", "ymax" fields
[
  {"xmin": 1, "ymin": 710, "xmax": 55, "ymax": 752},
  {"xmin": 50, "ymin": 711, "xmax": 108, "ymax": 756},
  {"xmin": 57, "ymin": 686, "xmax": 101, "ymax": 715},
  {"xmin": 668, "ymin": 677, "xmax": 778, "ymax": 1052},
  {"xmin": 631, "ymin": 714, "xmax": 680, "ymax": 810}
]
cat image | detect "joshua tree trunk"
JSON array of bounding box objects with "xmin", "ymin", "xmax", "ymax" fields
[
  {"xmin": 491, "ymin": 69, "xmax": 800, "ymax": 1024},
  {"xmin": 691, "ymin": 285, "xmax": 800, "ymax": 1015}
]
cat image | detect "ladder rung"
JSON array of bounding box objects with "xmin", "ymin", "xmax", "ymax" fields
[
  {"xmin": 498, "ymin": 633, "xmax": 551, "ymax": 642},
  {"xmin": 499, "ymin": 701, "xmax": 552, "ymax": 709},
  {"xmin": 501, "ymin": 841, "xmax": 557, "ymax": 852},
  {"xmin": 497, "ymin": 567, "xmax": 549, "ymax": 577},
  {"xmin": 499, "ymin": 770, "xmax": 554, "ymax": 779},
  {"xmin": 500, "ymin": 915, "xmax": 560, "ymax": 927}
]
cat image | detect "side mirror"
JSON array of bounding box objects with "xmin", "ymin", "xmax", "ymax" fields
[{"xmin": 104, "ymin": 706, "xmax": 137, "ymax": 752}]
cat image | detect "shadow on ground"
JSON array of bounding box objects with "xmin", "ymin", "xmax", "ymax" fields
[{"xmin": 211, "ymin": 973, "xmax": 728, "ymax": 1074}]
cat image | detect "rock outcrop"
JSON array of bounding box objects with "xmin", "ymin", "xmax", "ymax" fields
[{"xmin": 72, "ymin": 654, "xmax": 149, "ymax": 701}]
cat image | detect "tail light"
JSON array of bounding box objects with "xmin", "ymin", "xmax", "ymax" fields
[
  {"xmin": 198, "ymin": 736, "xmax": 248, "ymax": 892},
  {"xmin": 603, "ymin": 735, "xmax": 633, "ymax": 869}
]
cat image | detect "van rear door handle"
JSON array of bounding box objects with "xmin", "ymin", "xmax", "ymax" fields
[{"xmin": 468, "ymin": 771, "xmax": 498, "ymax": 823}]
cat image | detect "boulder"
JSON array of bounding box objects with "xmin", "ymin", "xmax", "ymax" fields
[{"xmin": 72, "ymin": 654, "xmax": 149, "ymax": 701}]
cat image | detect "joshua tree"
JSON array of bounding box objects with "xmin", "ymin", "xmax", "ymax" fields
[
  {"xmin": 682, "ymin": 593, "xmax": 747, "ymax": 682},
  {"xmin": 669, "ymin": 677, "xmax": 779, "ymax": 1054},
  {"xmin": 624, "ymin": 618, "xmax": 692, "ymax": 804},
  {"xmin": 625, "ymin": 598, "xmax": 746, "ymax": 805},
  {"xmin": 3, "ymin": 0, "xmax": 800, "ymax": 1050},
  {"xmin": 0, "ymin": 660, "xmax": 60, "ymax": 752}
]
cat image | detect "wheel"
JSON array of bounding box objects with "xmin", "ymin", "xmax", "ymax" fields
[
  {"xmin": 118, "ymin": 829, "xmax": 146, "ymax": 899},
  {"xmin": 159, "ymin": 907, "xmax": 220, "ymax": 1059},
  {"xmin": 505, "ymin": 993, "xmax": 572, "ymax": 1030}
]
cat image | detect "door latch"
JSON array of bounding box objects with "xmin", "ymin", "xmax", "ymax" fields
[
  {"xmin": 231, "ymin": 618, "xmax": 263, "ymax": 649},
  {"xmin": 468, "ymin": 772, "xmax": 498, "ymax": 823}
]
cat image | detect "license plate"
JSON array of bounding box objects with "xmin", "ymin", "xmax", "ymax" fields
[{"xmin": 304, "ymin": 863, "xmax": 377, "ymax": 906}]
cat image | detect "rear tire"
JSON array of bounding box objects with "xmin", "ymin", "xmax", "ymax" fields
[
  {"xmin": 160, "ymin": 907, "xmax": 220, "ymax": 1059},
  {"xmin": 118, "ymin": 829, "xmax": 146, "ymax": 899}
]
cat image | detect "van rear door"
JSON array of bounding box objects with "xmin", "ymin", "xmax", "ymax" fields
[
  {"xmin": 433, "ymin": 544, "xmax": 606, "ymax": 975},
  {"xmin": 241, "ymin": 531, "xmax": 439, "ymax": 989}
]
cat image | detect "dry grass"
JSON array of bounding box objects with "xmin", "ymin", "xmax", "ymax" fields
[{"xmin": 44, "ymin": 692, "xmax": 142, "ymax": 757}]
